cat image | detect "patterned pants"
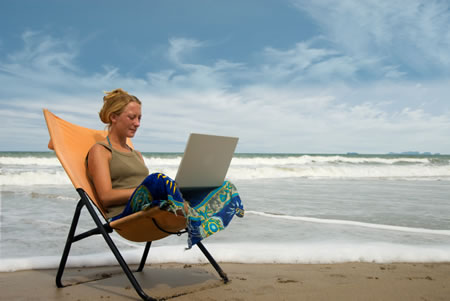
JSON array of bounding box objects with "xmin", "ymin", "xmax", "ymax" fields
[{"xmin": 113, "ymin": 173, "xmax": 244, "ymax": 248}]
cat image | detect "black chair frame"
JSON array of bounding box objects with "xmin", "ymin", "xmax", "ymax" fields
[{"xmin": 56, "ymin": 188, "xmax": 229, "ymax": 301}]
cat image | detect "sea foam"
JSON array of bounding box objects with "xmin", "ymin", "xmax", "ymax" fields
[
  {"xmin": 1, "ymin": 154, "xmax": 449, "ymax": 185},
  {"xmin": 1, "ymin": 242, "xmax": 450, "ymax": 272}
]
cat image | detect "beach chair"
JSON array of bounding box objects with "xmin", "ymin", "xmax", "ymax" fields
[{"xmin": 43, "ymin": 109, "xmax": 228, "ymax": 301}]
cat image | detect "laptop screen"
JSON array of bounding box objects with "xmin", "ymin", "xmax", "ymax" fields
[{"xmin": 175, "ymin": 133, "xmax": 238, "ymax": 189}]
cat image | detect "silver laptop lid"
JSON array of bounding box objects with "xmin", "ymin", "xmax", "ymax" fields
[{"xmin": 175, "ymin": 133, "xmax": 238, "ymax": 188}]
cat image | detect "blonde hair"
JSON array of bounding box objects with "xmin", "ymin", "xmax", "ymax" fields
[{"xmin": 99, "ymin": 88, "xmax": 141, "ymax": 128}]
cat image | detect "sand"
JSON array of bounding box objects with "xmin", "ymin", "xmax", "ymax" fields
[{"xmin": 1, "ymin": 262, "xmax": 449, "ymax": 300}]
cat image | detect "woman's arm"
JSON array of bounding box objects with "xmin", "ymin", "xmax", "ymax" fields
[{"xmin": 87, "ymin": 143, "xmax": 135, "ymax": 208}]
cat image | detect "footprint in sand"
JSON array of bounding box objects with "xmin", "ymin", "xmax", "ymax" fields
[
  {"xmin": 329, "ymin": 274, "xmax": 346, "ymax": 278},
  {"xmin": 277, "ymin": 277, "xmax": 299, "ymax": 284}
]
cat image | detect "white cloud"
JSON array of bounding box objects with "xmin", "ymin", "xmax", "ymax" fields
[
  {"xmin": 2, "ymin": 30, "xmax": 79, "ymax": 79},
  {"xmin": 167, "ymin": 38, "xmax": 204, "ymax": 66},
  {"xmin": 146, "ymin": 37, "xmax": 246, "ymax": 93},
  {"xmin": 259, "ymin": 41, "xmax": 344, "ymax": 81}
]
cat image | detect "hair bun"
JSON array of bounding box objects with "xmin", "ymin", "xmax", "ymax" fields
[{"xmin": 103, "ymin": 88, "xmax": 129, "ymax": 102}]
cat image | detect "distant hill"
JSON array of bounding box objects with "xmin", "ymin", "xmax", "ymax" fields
[{"xmin": 388, "ymin": 151, "xmax": 441, "ymax": 155}]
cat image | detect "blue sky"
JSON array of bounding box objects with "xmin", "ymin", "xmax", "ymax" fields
[{"xmin": 1, "ymin": 0, "xmax": 449, "ymax": 153}]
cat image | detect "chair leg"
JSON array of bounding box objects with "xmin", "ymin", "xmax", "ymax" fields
[
  {"xmin": 197, "ymin": 242, "xmax": 229, "ymax": 283},
  {"xmin": 81, "ymin": 194, "xmax": 157, "ymax": 301},
  {"xmin": 137, "ymin": 241, "xmax": 152, "ymax": 272},
  {"xmin": 56, "ymin": 199, "xmax": 84, "ymax": 288},
  {"xmin": 56, "ymin": 190, "xmax": 157, "ymax": 301}
]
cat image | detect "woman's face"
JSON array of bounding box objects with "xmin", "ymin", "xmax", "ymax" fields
[{"xmin": 111, "ymin": 101, "xmax": 142, "ymax": 138}]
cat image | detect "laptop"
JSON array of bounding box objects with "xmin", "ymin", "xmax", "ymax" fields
[{"xmin": 175, "ymin": 133, "xmax": 238, "ymax": 192}]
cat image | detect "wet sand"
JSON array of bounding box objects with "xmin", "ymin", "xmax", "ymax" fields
[{"xmin": 1, "ymin": 262, "xmax": 449, "ymax": 300}]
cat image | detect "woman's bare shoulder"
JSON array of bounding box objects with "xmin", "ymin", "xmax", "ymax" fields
[{"xmin": 88, "ymin": 141, "xmax": 112, "ymax": 159}]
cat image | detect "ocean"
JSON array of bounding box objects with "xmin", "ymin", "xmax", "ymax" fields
[{"xmin": 1, "ymin": 152, "xmax": 449, "ymax": 272}]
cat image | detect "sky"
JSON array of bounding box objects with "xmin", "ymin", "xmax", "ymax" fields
[{"xmin": 0, "ymin": 0, "xmax": 449, "ymax": 154}]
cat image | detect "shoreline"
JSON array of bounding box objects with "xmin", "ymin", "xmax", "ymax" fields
[{"xmin": 1, "ymin": 262, "xmax": 449, "ymax": 300}]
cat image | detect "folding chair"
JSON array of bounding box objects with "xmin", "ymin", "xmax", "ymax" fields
[{"xmin": 43, "ymin": 109, "xmax": 228, "ymax": 301}]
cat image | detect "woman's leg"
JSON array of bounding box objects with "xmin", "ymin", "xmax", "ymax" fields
[{"xmin": 115, "ymin": 173, "xmax": 186, "ymax": 219}]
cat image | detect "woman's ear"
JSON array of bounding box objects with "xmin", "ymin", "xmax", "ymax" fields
[{"xmin": 110, "ymin": 113, "xmax": 118, "ymax": 124}]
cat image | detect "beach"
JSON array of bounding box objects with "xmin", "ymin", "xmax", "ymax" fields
[{"xmin": 1, "ymin": 262, "xmax": 449, "ymax": 300}]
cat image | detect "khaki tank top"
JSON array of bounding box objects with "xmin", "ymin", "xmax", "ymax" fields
[{"xmin": 95, "ymin": 140, "xmax": 149, "ymax": 219}]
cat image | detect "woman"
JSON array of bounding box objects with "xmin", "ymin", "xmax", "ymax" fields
[
  {"xmin": 87, "ymin": 89, "xmax": 149, "ymax": 219},
  {"xmin": 87, "ymin": 89, "xmax": 244, "ymax": 248}
]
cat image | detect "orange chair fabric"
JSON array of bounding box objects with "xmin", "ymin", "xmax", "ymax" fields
[{"xmin": 43, "ymin": 109, "xmax": 186, "ymax": 242}]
